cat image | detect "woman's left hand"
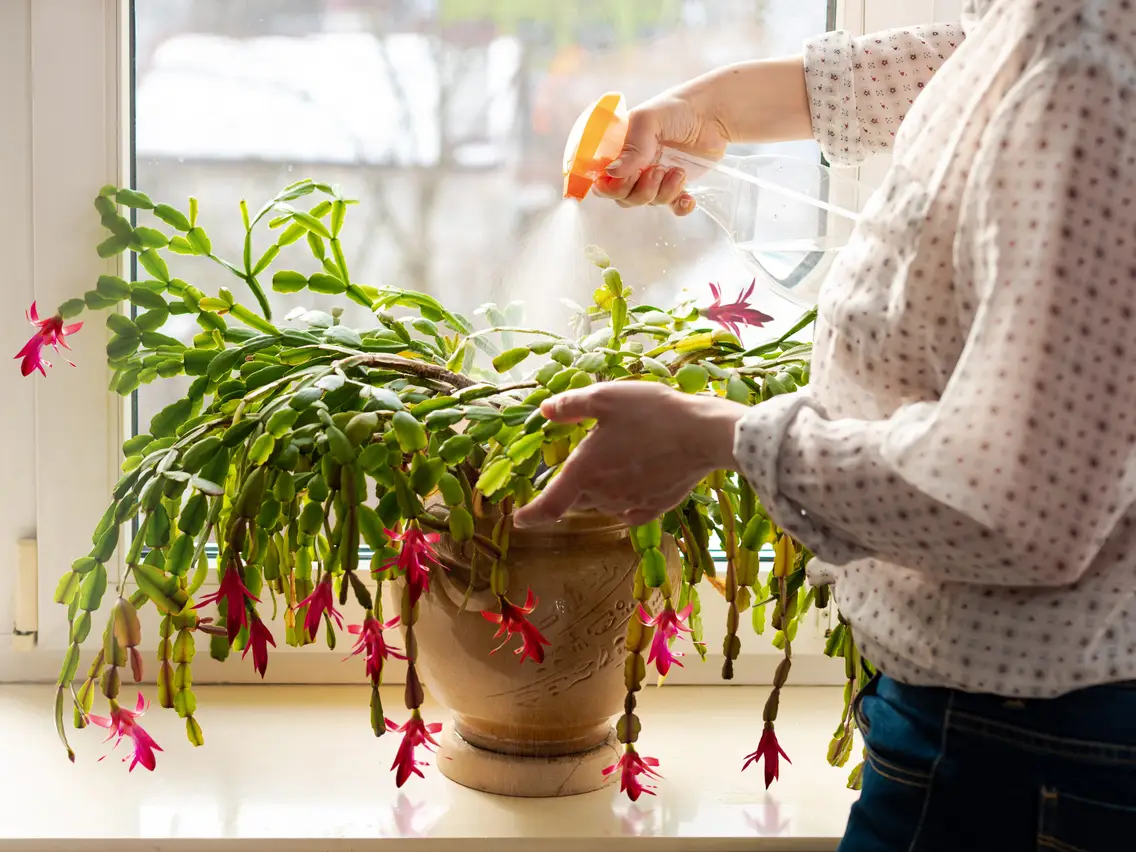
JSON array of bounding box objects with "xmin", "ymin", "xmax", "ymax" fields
[{"xmin": 511, "ymin": 382, "xmax": 746, "ymax": 529}]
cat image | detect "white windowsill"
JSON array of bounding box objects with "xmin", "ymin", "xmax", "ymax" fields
[{"xmin": 0, "ymin": 683, "xmax": 858, "ymax": 851}]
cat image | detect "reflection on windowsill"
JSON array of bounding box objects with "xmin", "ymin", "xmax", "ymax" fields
[{"xmin": 1, "ymin": 682, "xmax": 856, "ymax": 849}]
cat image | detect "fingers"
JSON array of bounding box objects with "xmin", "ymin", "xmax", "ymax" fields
[
  {"xmin": 617, "ymin": 166, "xmax": 667, "ymax": 207},
  {"xmin": 591, "ymin": 173, "xmax": 633, "ymax": 201},
  {"xmin": 540, "ymin": 385, "xmax": 609, "ymax": 423},
  {"xmin": 512, "ymin": 464, "xmax": 583, "ymax": 529},
  {"xmin": 605, "ymin": 111, "xmax": 659, "ymax": 179},
  {"xmin": 653, "ymin": 167, "xmax": 687, "ymax": 207},
  {"xmin": 595, "ymin": 167, "xmax": 687, "ymax": 209},
  {"xmin": 618, "ymin": 509, "xmax": 661, "ymax": 528},
  {"xmin": 672, "ymin": 193, "xmax": 696, "ymax": 216}
]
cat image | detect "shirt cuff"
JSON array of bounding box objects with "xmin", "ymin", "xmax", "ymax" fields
[{"xmin": 732, "ymin": 392, "xmax": 868, "ymax": 566}]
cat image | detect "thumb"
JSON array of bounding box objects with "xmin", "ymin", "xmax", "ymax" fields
[
  {"xmin": 540, "ymin": 387, "xmax": 604, "ymax": 424},
  {"xmin": 606, "ymin": 109, "xmax": 660, "ymax": 179}
]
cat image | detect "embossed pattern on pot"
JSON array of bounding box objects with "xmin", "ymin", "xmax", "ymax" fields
[{"xmin": 410, "ymin": 510, "xmax": 680, "ymax": 794}]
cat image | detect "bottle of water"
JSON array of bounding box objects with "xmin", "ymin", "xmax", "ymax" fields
[{"xmin": 563, "ymin": 92, "xmax": 861, "ymax": 306}]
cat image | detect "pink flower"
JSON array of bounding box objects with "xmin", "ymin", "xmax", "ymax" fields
[
  {"xmin": 196, "ymin": 568, "xmax": 259, "ymax": 643},
  {"xmin": 702, "ymin": 281, "xmax": 773, "ymax": 337},
  {"xmin": 87, "ymin": 692, "xmax": 163, "ymax": 772},
  {"xmin": 296, "ymin": 576, "xmax": 344, "ymax": 640},
  {"xmin": 386, "ymin": 713, "xmax": 443, "ymax": 787},
  {"xmin": 346, "ymin": 615, "xmax": 406, "ymax": 685},
  {"xmin": 14, "ymin": 302, "xmax": 83, "ymax": 377},
  {"xmin": 481, "ymin": 589, "xmax": 552, "ymax": 665},
  {"xmin": 639, "ymin": 603, "xmax": 693, "ymax": 677},
  {"xmin": 380, "ymin": 527, "xmax": 443, "ymax": 607},
  {"xmin": 742, "ymin": 723, "xmax": 792, "ymax": 788},
  {"xmin": 241, "ymin": 613, "xmax": 276, "ymax": 678},
  {"xmin": 603, "ymin": 746, "xmax": 662, "ymax": 802}
]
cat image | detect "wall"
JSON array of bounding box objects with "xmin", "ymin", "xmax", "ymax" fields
[
  {"xmin": 0, "ymin": 0, "xmax": 37, "ymax": 651},
  {"xmin": 935, "ymin": 0, "xmax": 964, "ymax": 20}
]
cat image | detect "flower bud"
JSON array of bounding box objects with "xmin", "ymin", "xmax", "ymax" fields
[
  {"xmin": 130, "ymin": 648, "xmax": 144, "ymax": 683},
  {"xmin": 112, "ymin": 596, "xmax": 142, "ymax": 649}
]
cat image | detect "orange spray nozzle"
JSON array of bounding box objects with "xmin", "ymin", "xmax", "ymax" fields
[{"xmin": 562, "ymin": 92, "xmax": 629, "ymax": 201}]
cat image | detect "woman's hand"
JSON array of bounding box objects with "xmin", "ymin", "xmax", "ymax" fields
[
  {"xmin": 594, "ymin": 57, "xmax": 813, "ymax": 215},
  {"xmin": 594, "ymin": 87, "xmax": 731, "ymax": 216},
  {"xmin": 511, "ymin": 383, "xmax": 747, "ymax": 529}
]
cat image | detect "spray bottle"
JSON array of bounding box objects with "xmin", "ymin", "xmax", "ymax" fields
[{"xmin": 562, "ymin": 92, "xmax": 861, "ymax": 307}]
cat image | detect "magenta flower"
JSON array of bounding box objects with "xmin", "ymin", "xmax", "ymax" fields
[
  {"xmin": 87, "ymin": 692, "xmax": 163, "ymax": 772},
  {"xmin": 195, "ymin": 568, "xmax": 259, "ymax": 643},
  {"xmin": 241, "ymin": 613, "xmax": 276, "ymax": 678},
  {"xmin": 296, "ymin": 575, "xmax": 344, "ymax": 640},
  {"xmin": 14, "ymin": 302, "xmax": 83, "ymax": 377},
  {"xmin": 345, "ymin": 615, "xmax": 406, "ymax": 685},
  {"xmin": 639, "ymin": 603, "xmax": 693, "ymax": 677},
  {"xmin": 386, "ymin": 712, "xmax": 443, "ymax": 788},
  {"xmin": 603, "ymin": 746, "xmax": 662, "ymax": 802},
  {"xmin": 481, "ymin": 589, "xmax": 552, "ymax": 665},
  {"xmin": 380, "ymin": 527, "xmax": 443, "ymax": 607},
  {"xmin": 702, "ymin": 281, "xmax": 773, "ymax": 337},
  {"xmin": 742, "ymin": 723, "xmax": 792, "ymax": 788}
]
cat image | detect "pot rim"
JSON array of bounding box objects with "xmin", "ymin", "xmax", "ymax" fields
[{"xmin": 429, "ymin": 504, "xmax": 631, "ymax": 548}]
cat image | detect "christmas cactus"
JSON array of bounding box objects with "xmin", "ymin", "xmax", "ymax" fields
[{"xmin": 25, "ymin": 179, "xmax": 873, "ymax": 796}]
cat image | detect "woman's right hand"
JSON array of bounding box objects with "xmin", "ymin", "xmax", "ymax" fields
[
  {"xmin": 594, "ymin": 85, "xmax": 733, "ymax": 217},
  {"xmin": 593, "ymin": 56, "xmax": 814, "ymax": 216}
]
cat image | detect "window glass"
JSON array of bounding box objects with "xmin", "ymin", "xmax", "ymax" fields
[{"xmin": 133, "ymin": 0, "xmax": 831, "ymax": 428}]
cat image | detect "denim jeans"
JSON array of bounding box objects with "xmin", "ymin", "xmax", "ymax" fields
[{"xmin": 838, "ymin": 674, "xmax": 1136, "ymax": 852}]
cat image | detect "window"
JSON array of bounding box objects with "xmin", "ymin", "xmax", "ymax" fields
[
  {"xmin": 2, "ymin": 0, "xmax": 944, "ymax": 682},
  {"xmin": 129, "ymin": 0, "xmax": 834, "ymax": 428}
]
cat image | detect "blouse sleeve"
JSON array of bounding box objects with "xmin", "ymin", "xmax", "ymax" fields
[
  {"xmin": 804, "ymin": 24, "xmax": 964, "ymax": 166},
  {"xmin": 735, "ymin": 46, "xmax": 1136, "ymax": 588}
]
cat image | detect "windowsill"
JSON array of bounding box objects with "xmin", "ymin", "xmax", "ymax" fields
[{"xmin": 0, "ymin": 684, "xmax": 857, "ymax": 851}]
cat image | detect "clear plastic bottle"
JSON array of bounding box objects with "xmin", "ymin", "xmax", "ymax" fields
[{"xmin": 563, "ymin": 92, "xmax": 861, "ymax": 306}]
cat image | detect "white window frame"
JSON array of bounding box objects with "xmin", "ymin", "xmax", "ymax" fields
[{"xmin": 1, "ymin": 0, "xmax": 947, "ymax": 683}]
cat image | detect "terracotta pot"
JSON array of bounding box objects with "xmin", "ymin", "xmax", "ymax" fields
[{"xmin": 410, "ymin": 511, "xmax": 678, "ymax": 797}]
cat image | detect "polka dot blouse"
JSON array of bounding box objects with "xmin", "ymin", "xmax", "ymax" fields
[{"xmin": 734, "ymin": 0, "xmax": 1136, "ymax": 698}]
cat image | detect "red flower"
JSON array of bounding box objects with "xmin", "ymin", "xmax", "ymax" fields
[
  {"xmin": 639, "ymin": 603, "xmax": 693, "ymax": 677},
  {"xmin": 702, "ymin": 281, "xmax": 773, "ymax": 337},
  {"xmin": 14, "ymin": 302, "xmax": 83, "ymax": 377},
  {"xmin": 345, "ymin": 615, "xmax": 405, "ymax": 685},
  {"xmin": 603, "ymin": 746, "xmax": 662, "ymax": 802},
  {"xmin": 481, "ymin": 589, "xmax": 552, "ymax": 665},
  {"xmin": 296, "ymin": 575, "xmax": 344, "ymax": 640},
  {"xmin": 380, "ymin": 527, "xmax": 443, "ymax": 607},
  {"xmin": 87, "ymin": 692, "xmax": 163, "ymax": 772},
  {"xmin": 386, "ymin": 712, "xmax": 443, "ymax": 788},
  {"xmin": 196, "ymin": 568, "xmax": 259, "ymax": 643},
  {"xmin": 241, "ymin": 613, "xmax": 276, "ymax": 678},
  {"xmin": 742, "ymin": 722, "xmax": 792, "ymax": 788}
]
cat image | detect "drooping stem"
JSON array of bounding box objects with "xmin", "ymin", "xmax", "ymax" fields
[
  {"xmin": 617, "ymin": 548, "xmax": 654, "ymax": 751},
  {"xmin": 715, "ymin": 486, "xmax": 741, "ymax": 680},
  {"xmin": 762, "ymin": 576, "xmax": 793, "ymax": 730},
  {"xmin": 486, "ymin": 502, "xmax": 512, "ymax": 597}
]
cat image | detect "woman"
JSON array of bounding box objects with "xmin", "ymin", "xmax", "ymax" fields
[{"xmin": 513, "ymin": 2, "xmax": 1136, "ymax": 850}]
